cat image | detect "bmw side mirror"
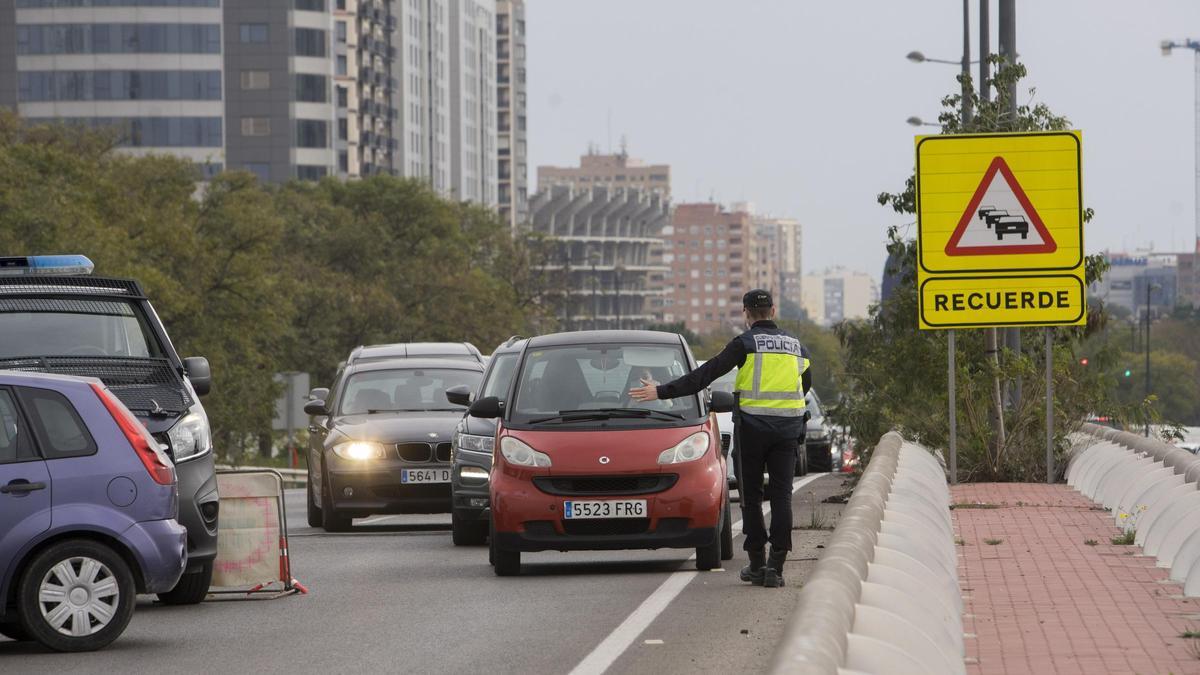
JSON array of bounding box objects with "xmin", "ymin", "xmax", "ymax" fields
[
  {"xmin": 304, "ymin": 399, "xmax": 329, "ymax": 416},
  {"xmin": 445, "ymin": 384, "xmax": 473, "ymax": 407},
  {"xmin": 183, "ymin": 356, "xmax": 211, "ymax": 396},
  {"xmin": 308, "ymin": 387, "xmax": 329, "ymax": 401},
  {"xmin": 709, "ymin": 390, "xmax": 735, "ymax": 414},
  {"xmin": 468, "ymin": 396, "xmax": 502, "ymax": 419}
]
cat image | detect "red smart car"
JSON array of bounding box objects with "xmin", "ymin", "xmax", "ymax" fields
[{"xmin": 469, "ymin": 330, "xmax": 735, "ymax": 576}]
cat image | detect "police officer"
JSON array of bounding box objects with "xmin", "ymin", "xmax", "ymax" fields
[{"xmin": 630, "ymin": 289, "xmax": 811, "ymax": 588}]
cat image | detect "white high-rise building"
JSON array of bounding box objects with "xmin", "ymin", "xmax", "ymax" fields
[{"xmin": 448, "ymin": 0, "xmax": 496, "ymax": 204}]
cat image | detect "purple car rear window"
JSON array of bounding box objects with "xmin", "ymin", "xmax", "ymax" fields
[{"xmin": 19, "ymin": 387, "xmax": 97, "ymax": 460}]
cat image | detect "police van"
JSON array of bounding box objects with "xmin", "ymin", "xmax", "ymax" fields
[{"xmin": 0, "ymin": 255, "xmax": 218, "ymax": 604}]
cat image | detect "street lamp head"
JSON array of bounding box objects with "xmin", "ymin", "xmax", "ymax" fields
[
  {"xmin": 906, "ymin": 116, "xmax": 924, "ymax": 127},
  {"xmin": 1161, "ymin": 40, "xmax": 1175, "ymax": 56},
  {"xmin": 906, "ymin": 50, "xmax": 926, "ymax": 63}
]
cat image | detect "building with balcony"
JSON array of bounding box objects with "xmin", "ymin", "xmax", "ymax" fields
[
  {"xmin": 529, "ymin": 185, "xmax": 669, "ymax": 330},
  {"xmin": 0, "ymin": 0, "xmax": 340, "ymax": 182},
  {"xmin": 495, "ymin": 0, "xmax": 525, "ymax": 228},
  {"xmin": 661, "ymin": 203, "xmax": 756, "ymax": 335}
]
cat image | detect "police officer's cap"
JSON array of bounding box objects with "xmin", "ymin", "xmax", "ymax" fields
[{"xmin": 742, "ymin": 289, "xmax": 773, "ymax": 309}]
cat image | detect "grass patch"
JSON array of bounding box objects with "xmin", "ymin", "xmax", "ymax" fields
[
  {"xmin": 950, "ymin": 502, "xmax": 1000, "ymax": 510},
  {"xmin": 1181, "ymin": 630, "xmax": 1200, "ymax": 639},
  {"xmin": 984, "ymin": 538, "xmax": 1003, "ymax": 546},
  {"xmin": 955, "ymin": 537, "xmax": 968, "ymax": 546},
  {"xmin": 794, "ymin": 491, "xmax": 836, "ymax": 531},
  {"xmin": 1111, "ymin": 530, "xmax": 1136, "ymax": 546},
  {"xmin": 1084, "ymin": 539, "xmax": 1098, "ymax": 546}
]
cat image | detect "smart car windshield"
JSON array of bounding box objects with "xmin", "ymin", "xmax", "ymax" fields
[
  {"xmin": 339, "ymin": 368, "xmax": 482, "ymax": 415},
  {"xmin": 510, "ymin": 343, "xmax": 700, "ymax": 425}
]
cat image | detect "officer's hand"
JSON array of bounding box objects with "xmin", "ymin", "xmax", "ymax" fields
[{"xmin": 629, "ymin": 378, "xmax": 659, "ymax": 402}]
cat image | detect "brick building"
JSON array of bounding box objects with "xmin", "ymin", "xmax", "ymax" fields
[{"xmin": 660, "ymin": 203, "xmax": 755, "ymax": 335}]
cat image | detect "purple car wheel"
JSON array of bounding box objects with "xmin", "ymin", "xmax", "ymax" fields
[{"xmin": 17, "ymin": 539, "xmax": 135, "ymax": 652}]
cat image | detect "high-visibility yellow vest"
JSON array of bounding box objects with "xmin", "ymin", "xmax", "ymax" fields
[{"xmin": 734, "ymin": 331, "xmax": 809, "ymax": 417}]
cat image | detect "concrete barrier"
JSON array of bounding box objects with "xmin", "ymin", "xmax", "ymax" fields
[
  {"xmin": 771, "ymin": 433, "xmax": 964, "ymax": 675},
  {"xmin": 1071, "ymin": 424, "xmax": 1200, "ymax": 596}
]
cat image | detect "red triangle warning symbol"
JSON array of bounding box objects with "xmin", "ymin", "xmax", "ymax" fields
[{"xmin": 944, "ymin": 156, "xmax": 1058, "ymax": 256}]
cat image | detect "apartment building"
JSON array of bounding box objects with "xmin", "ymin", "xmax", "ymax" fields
[
  {"xmin": 2, "ymin": 0, "xmax": 502, "ymax": 204},
  {"xmin": 1, "ymin": 0, "xmax": 338, "ymax": 182},
  {"xmin": 495, "ymin": 0, "xmax": 526, "ymax": 228},
  {"xmin": 801, "ymin": 267, "xmax": 879, "ymax": 326},
  {"xmin": 538, "ymin": 148, "xmax": 670, "ymax": 200},
  {"xmin": 661, "ymin": 203, "xmax": 754, "ymax": 335},
  {"xmin": 528, "ymin": 185, "xmax": 669, "ymax": 330}
]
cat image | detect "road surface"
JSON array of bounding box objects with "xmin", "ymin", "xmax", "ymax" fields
[{"xmin": 1, "ymin": 473, "xmax": 849, "ymax": 674}]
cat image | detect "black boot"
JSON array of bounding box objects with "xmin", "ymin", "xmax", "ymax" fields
[
  {"xmin": 762, "ymin": 549, "xmax": 787, "ymax": 588},
  {"xmin": 739, "ymin": 549, "xmax": 765, "ymax": 585}
]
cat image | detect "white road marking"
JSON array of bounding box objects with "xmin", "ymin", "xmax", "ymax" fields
[
  {"xmin": 569, "ymin": 473, "xmax": 829, "ymax": 675},
  {"xmin": 355, "ymin": 515, "xmax": 404, "ymax": 526}
]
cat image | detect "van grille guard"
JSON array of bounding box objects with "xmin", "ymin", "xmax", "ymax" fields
[{"xmin": 0, "ymin": 356, "xmax": 192, "ymax": 415}]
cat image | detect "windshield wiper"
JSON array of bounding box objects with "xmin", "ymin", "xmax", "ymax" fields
[{"xmin": 527, "ymin": 408, "xmax": 685, "ymax": 424}]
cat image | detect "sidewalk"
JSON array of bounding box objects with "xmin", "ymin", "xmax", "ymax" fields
[{"xmin": 952, "ymin": 483, "xmax": 1200, "ymax": 675}]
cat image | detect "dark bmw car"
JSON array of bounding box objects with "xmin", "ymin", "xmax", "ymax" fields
[
  {"xmin": 303, "ymin": 358, "xmax": 483, "ymax": 531},
  {"xmin": 445, "ymin": 336, "xmax": 526, "ymax": 545}
]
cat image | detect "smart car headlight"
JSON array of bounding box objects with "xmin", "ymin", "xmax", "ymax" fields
[
  {"xmin": 166, "ymin": 407, "xmax": 212, "ymax": 463},
  {"xmin": 332, "ymin": 441, "xmax": 388, "ymax": 461},
  {"xmin": 499, "ymin": 437, "xmax": 551, "ymax": 468},
  {"xmin": 658, "ymin": 431, "xmax": 710, "ymax": 465}
]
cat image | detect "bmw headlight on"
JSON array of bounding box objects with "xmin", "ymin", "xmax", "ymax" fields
[
  {"xmin": 331, "ymin": 441, "xmax": 388, "ymax": 460},
  {"xmin": 166, "ymin": 407, "xmax": 212, "ymax": 463}
]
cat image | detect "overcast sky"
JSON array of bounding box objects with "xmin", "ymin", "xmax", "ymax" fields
[{"xmin": 526, "ymin": 0, "xmax": 1200, "ymax": 280}]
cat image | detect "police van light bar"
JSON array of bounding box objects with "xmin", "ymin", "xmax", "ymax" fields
[{"xmin": 0, "ymin": 255, "xmax": 95, "ymax": 277}]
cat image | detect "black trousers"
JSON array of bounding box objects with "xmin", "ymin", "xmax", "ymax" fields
[{"xmin": 734, "ymin": 423, "xmax": 799, "ymax": 553}]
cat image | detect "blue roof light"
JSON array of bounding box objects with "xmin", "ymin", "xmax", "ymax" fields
[{"xmin": 0, "ymin": 255, "xmax": 95, "ymax": 277}]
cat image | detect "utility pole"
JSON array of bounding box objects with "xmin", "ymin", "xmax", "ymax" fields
[
  {"xmin": 979, "ymin": 0, "xmax": 990, "ymax": 103},
  {"xmin": 1160, "ymin": 39, "xmax": 1200, "ymax": 254},
  {"xmin": 1145, "ymin": 283, "xmax": 1160, "ymax": 436},
  {"xmin": 960, "ymin": 0, "xmax": 973, "ymax": 125}
]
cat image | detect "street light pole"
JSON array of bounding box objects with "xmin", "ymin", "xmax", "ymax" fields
[
  {"xmin": 1145, "ymin": 282, "xmax": 1161, "ymax": 436},
  {"xmin": 1161, "ymin": 39, "xmax": 1200, "ymax": 253}
]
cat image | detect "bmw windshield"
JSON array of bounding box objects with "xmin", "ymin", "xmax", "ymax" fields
[
  {"xmin": 510, "ymin": 343, "xmax": 700, "ymax": 426},
  {"xmin": 339, "ymin": 368, "xmax": 482, "ymax": 415}
]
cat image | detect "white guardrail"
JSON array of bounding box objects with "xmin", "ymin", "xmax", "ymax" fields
[
  {"xmin": 1069, "ymin": 423, "xmax": 1200, "ymax": 596},
  {"xmin": 216, "ymin": 466, "xmax": 306, "ymax": 488},
  {"xmin": 771, "ymin": 431, "xmax": 965, "ymax": 675}
]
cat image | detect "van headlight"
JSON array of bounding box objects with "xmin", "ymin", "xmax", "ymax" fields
[
  {"xmin": 454, "ymin": 431, "xmax": 495, "ymax": 454},
  {"xmin": 166, "ymin": 407, "xmax": 212, "ymax": 463},
  {"xmin": 658, "ymin": 432, "xmax": 710, "ymax": 465}
]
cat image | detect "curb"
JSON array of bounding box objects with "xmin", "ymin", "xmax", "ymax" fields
[
  {"xmin": 771, "ymin": 432, "xmax": 964, "ymax": 675},
  {"xmin": 1070, "ymin": 424, "xmax": 1200, "ymax": 594}
]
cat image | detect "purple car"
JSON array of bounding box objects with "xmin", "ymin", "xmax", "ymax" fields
[{"xmin": 0, "ymin": 371, "xmax": 186, "ymax": 652}]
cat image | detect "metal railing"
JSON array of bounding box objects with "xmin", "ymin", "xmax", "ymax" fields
[{"xmin": 216, "ymin": 465, "xmax": 306, "ymax": 489}]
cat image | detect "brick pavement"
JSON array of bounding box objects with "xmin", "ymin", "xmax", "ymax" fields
[{"xmin": 952, "ymin": 483, "xmax": 1200, "ymax": 675}]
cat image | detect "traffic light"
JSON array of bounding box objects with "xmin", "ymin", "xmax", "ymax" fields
[
  {"xmin": 1124, "ymin": 369, "xmax": 1133, "ymax": 378},
  {"xmin": 1079, "ymin": 357, "xmax": 1089, "ymax": 366}
]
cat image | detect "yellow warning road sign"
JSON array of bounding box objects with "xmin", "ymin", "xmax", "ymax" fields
[{"xmin": 916, "ymin": 131, "xmax": 1085, "ymax": 329}]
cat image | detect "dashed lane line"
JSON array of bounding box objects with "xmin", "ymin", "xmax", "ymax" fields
[{"xmin": 567, "ymin": 472, "xmax": 829, "ymax": 675}]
